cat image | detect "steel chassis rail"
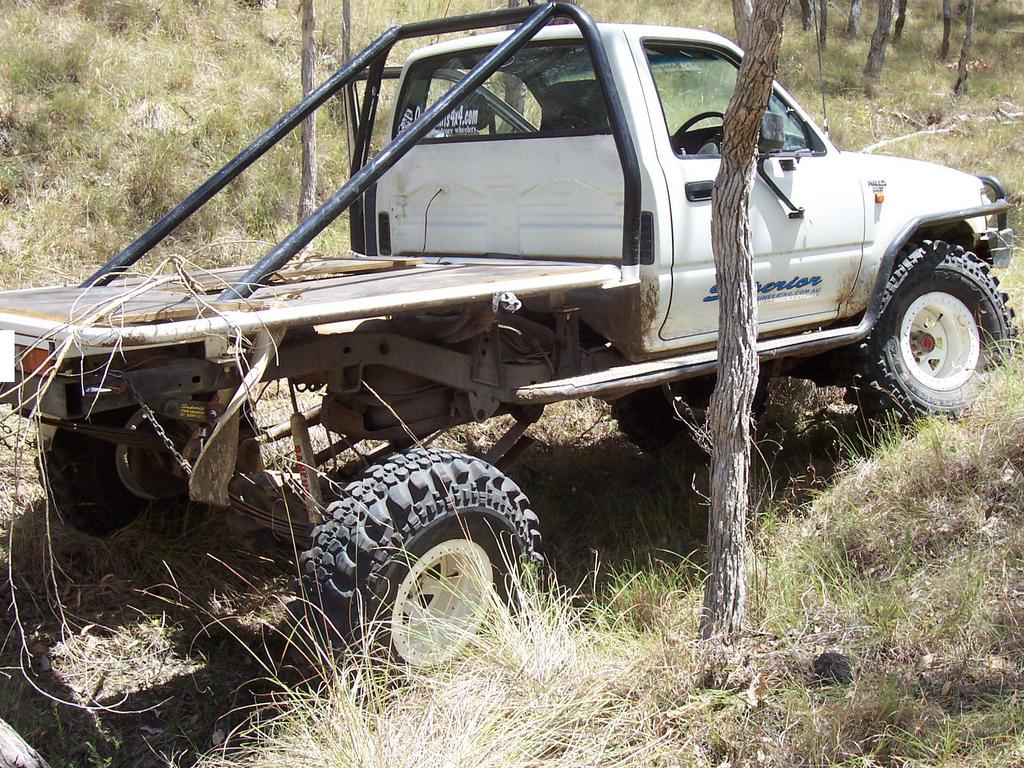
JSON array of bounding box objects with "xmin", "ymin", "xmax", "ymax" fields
[{"xmin": 81, "ymin": 3, "xmax": 642, "ymax": 299}]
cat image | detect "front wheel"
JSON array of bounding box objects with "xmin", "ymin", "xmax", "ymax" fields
[
  {"xmin": 299, "ymin": 448, "xmax": 541, "ymax": 667},
  {"xmin": 848, "ymin": 240, "xmax": 1015, "ymax": 419}
]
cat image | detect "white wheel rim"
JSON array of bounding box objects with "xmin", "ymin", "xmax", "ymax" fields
[
  {"xmin": 898, "ymin": 291, "xmax": 981, "ymax": 392},
  {"xmin": 391, "ymin": 538, "xmax": 493, "ymax": 667}
]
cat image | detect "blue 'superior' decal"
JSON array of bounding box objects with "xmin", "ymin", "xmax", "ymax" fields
[{"xmin": 703, "ymin": 275, "xmax": 823, "ymax": 303}]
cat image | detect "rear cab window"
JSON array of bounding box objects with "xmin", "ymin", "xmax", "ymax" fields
[{"xmin": 393, "ymin": 42, "xmax": 611, "ymax": 142}]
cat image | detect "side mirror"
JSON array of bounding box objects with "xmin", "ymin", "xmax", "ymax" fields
[{"xmin": 758, "ymin": 112, "xmax": 785, "ymax": 155}]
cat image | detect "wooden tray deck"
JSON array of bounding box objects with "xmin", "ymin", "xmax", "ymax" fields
[{"xmin": 0, "ymin": 256, "xmax": 423, "ymax": 324}]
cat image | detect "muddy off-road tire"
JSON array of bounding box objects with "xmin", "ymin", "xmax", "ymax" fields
[
  {"xmin": 299, "ymin": 448, "xmax": 541, "ymax": 667},
  {"xmin": 847, "ymin": 240, "xmax": 1015, "ymax": 419}
]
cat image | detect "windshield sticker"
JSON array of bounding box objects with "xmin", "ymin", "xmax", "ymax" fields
[
  {"xmin": 703, "ymin": 275, "xmax": 823, "ymax": 303},
  {"xmin": 398, "ymin": 104, "xmax": 481, "ymax": 136}
]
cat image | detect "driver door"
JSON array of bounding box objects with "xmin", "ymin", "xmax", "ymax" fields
[{"xmin": 641, "ymin": 43, "xmax": 866, "ymax": 345}]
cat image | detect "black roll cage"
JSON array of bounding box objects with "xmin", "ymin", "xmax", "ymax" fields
[{"xmin": 81, "ymin": 3, "xmax": 642, "ymax": 301}]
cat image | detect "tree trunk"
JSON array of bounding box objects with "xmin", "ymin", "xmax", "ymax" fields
[
  {"xmin": 0, "ymin": 719, "xmax": 50, "ymax": 768},
  {"xmin": 732, "ymin": 0, "xmax": 754, "ymax": 46},
  {"xmin": 298, "ymin": 0, "xmax": 318, "ymax": 223},
  {"xmin": 893, "ymin": 0, "xmax": 908, "ymax": 40},
  {"xmin": 700, "ymin": 0, "xmax": 787, "ymax": 640},
  {"xmin": 941, "ymin": 0, "xmax": 953, "ymax": 58},
  {"xmin": 341, "ymin": 0, "xmax": 352, "ymax": 61},
  {"xmin": 817, "ymin": 0, "xmax": 828, "ymax": 49},
  {"xmin": 862, "ymin": 0, "xmax": 895, "ymax": 87},
  {"xmin": 799, "ymin": 0, "xmax": 813, "ymax": 30},
  {"xmin": 504, "ymin": 0, "xmax": 526, "ymax": 113},
  {"xmin": 953, "ymin": 0, "xmax": 977, "ymax": 94},
  {"xmin": 847, "ymin": 0, "xmax": 862, "ymax": 36}
]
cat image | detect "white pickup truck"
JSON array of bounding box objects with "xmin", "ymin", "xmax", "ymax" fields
[{"xmin": 2, "ymin": 4, "xmax": 1014, "ymax": 665}]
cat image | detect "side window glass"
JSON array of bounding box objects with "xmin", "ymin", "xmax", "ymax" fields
[
  {"xmin": 644, "ymin": 43, "xmax": 817, "ymax": 157},
  {"xmin": 765, "ymin": 93, "xmax": 812, "ymax": 152},
  {"xmin": 645, "ymin": 45, "xmax": 736, "ymax": 157}
]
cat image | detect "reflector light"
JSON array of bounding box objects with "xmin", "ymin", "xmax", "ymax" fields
[{"xmin": 17, "ymin": 346, "xmax": 53, "ymax": 376}]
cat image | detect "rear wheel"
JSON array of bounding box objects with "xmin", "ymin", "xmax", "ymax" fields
[
  {"xmin": 39, "ymin": 410, "xmax": 188, "ymax": 536},
  {"xmin": 299, "ymin": 448, "xmax": 541, "ymax": 667},
  {"xmin": 847, "ymin": 241, "xmax": 1015, "ymax": 419}
]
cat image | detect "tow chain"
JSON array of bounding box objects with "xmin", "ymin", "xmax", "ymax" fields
[
  {"xmin": 115, "ymin": 373, "xmax": 193, "ymax": 478},
  {"xmin": 0, "ymin": 419, "xmax": 17, "ymax": 451}
]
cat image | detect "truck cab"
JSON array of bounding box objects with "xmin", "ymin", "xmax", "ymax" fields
[{"xmin": 372, "ymin": 24, "xmax": 1001, "ymax": 359}]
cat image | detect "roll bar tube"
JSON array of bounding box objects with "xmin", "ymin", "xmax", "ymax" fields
[
  {"xmin": 81, "ymin": 27, "xmax": 401, "ymax": 287},
  {"xmin": 82, "ymin": 3, "xmax": 642, "ymax": 300}
]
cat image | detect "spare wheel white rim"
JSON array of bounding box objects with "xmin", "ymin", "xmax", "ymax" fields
[
  {"xmin": 898, "ymin": 291, "xmax": 981, "ymax": 392},
  {"xmin": 391, "ymin": 538, "xmax": 493, "ymax": 666}
]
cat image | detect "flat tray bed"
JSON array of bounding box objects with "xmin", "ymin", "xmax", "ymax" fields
[{"xmin": 0, "ymin": 256, "xmax": 623, "ymax": 349}]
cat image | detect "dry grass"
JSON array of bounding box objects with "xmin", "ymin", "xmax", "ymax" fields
[
  {"xmin": 201, "ymin": 580, "xmax": 662, "ymax": 768},
  {"xmin": 188, "ymin": 360, "xmax": 1024, "ymax": 768}
]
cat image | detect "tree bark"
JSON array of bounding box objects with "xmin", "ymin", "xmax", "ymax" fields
[
  {"xmin": 953, "ymin": 0, "xmax": 977, "ymax": 94},
  {"xmin": 893, "ymin": 0, "xmax": 908, "ymax": 40},
  {"xmin": 700, "ymin": 0, "xmax": 787, "ymax": 640},
  {"xmin": 817, "ymin": 0, "xmax": 828, "ymax": 49},
  {"xmin": 341, "ymin": 0, "xmax": 352, "ymax": 62},
  {"xmin": 0, "ymin": 719, "xmax": 50, "ymax": 768},
  {"xmin": 504, "ymin": 0, "xmax": 527, "ymax": 113},
  {"xmin": 733, "ymin": 0, "xmax": 754, "ymax": 46},
  {"xmin": 799, "ymin": 0, "xmax": 813, "ymax": 30},
  {"xmin": 298, "ymin": 0, "xmax": 318, "ymax": 223},
  {"xmin": 862, "ymin": 0, "xmax": 895, "ymax": 87},
  {"xmin": 941, "ymin": 0, "xmax": 953, "ymax": 58},
  {"xmin": 847, "ymin": 0, "xmax": 862, "ymax": 36}
]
